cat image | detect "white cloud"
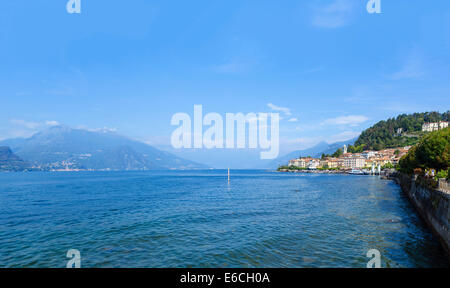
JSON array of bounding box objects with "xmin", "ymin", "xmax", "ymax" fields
[
  {"xmin": 288, "ymin": 118, "xmax": 299, "ymax": 122},
  {"xmin": 267, "ymin": 103, "xmax": 292, "ymax": 116},
  {"xmin": 76, "ymin": 125, "xmax": 118, "ymax": 133},
  {"xmin": 1, "ymin": 121, "xmax": 120, "ymax": 141},
  {"xmin": 312, "ymin": 0, "xmax": 355, "ymax": 28},
  {"xmin": 327, "ymin": 131, "xmax": 361, "ymax": 143},
  {"xmin": 389, "ymin": 49, "xmax": 425, "ymax": 80},
  {"xmin": 213, "ymin": 60, "xmax": 252, "ymax": 74},
  {"xmin": 10, "ymin": 119, "xmax": 61, "ymax": 129},
  {"xmin": 5, "ymin": 119, "xmax": 47, "ymax": 140},
  {"xmin": 311, "ymin": 0, "xmax": 355, "ymax": 28},
  {"xmin": 45, "ymin": 120, "xmax": 60, "ymax": 126},
  {"xmin": 322, "ymin": 115, "xmax": 369, "ymax": 126},
  {"xmin": 95, "ymin": 127, "xmax": 117, "ymax": 133},
  {"xmin": 0, "ymin": 129, "xmax": 33, "ymax": 141},
  {"xmin": 10, "ymin": 119, "xmax": 41, "ymax": 129}
]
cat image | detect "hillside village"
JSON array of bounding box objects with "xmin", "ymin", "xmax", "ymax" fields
[
  {"xmin": 283, "ymin": 146, "xmax": 411, "ymax": 171},
  {"xmin": 280, "ymin": 120, "xmax": 449, "ymax": 172}
]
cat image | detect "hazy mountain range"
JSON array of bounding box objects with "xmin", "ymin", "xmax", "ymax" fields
[
  {"xmin": 0, "ymin": 125, "xmax": 357, "ymax": 171},
  {"xmin": 0, "ymin": 126, "xmax": 207, "ymax": 170},
  {"xmin": 265, "ymin": 138, "xmax": 357, "ymax": 169},
  {"xmin": 0, "ymin": 146, "xmax": 29, "ymax": 171}
]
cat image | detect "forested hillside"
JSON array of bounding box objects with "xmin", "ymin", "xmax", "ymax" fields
[
  {"xmin": 355, "ymin": 111, "xmax": 449, "ymax": 151},
  {"xmin": 0, "ymin": 146, "xmax": 28, "ymax": 171}
]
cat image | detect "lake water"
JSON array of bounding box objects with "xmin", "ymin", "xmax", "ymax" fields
[{"xmin": 0, "ymin": 170, "xmax": 448, "ymax": 268}]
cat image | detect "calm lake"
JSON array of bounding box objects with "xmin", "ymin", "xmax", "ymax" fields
[{"xmin": 0, "ymin": 170, "xmax": 448, "ymax": 267}]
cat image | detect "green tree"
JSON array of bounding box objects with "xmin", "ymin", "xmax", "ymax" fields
[
  {"xmin": 399, "ymin": 145, "xmax": 419, "ymax": 174},
  {"xmin": 332, "ymin": 148, "xmax": 343, "ymax": 158},
  {"xmin": 399, "ymin": 128, "xmax": 449, "ymax": 173},
  {"xmin": 382, "ymin": 163, "xmax": 394, "ymax": 169},
  {"xmin": 415, "ymin": 128, "xmax": 449, "ymax": 171}
]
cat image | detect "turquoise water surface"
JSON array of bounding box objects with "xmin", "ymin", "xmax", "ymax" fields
[{"xmin": 0, "ymin": 170, "xmax": 448, "ymax": 267}]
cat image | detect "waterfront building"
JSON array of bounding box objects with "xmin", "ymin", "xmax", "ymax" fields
[
  {"xmin": 288, "ymin": 159, "xmax": 304, "ymax": 167},
  {"xmin": 365, "ymin": 159, "xmax": 374, "ymax": 167},
  {"xmin": 372, "ymin": 157, "xmax": 392, "ymax": 167},
  {"xmin": 329, "ymin": 159, "xmax": 339, "ymax": 168},
  {"xmin": 338, "ymin": 158, "xmax": 345, "ymax": 168},
  {"xmin": 361, "ymin": 151, "xmax": 377, "ymax": 159},
  {"xmin": 289, "ymin": 157, "xmax": 318, "ymax": 168},
  {"xmin": 320, "ymin": 158, "xmax": 339, "ymax": 169},
  {"xmin": 343, "ymin": 157, "xmax": 366, "ymax": 169},
  {"xmin": 308, "ymin": 159, "xmax": 320, "ymax": 169},
  {"xmin": 287, "ymin": 145, "xmax": 409, "ymax": 170}
]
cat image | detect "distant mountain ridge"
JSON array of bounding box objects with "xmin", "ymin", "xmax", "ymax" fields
[
  {"xmin": 0, "ymin": 146, "xmax": 28, "ymax": 171},
  {"xmin": 0, "ymin": 126, "xmax": 208, "ymax": 170},
  {"xmin": 266, "ymin": 138, "xmax": 357, "ymax": 168}
]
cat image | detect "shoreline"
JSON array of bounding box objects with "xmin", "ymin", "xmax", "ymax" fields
[
  {"xmin": 385, "ymin": 171, "xmax": 450, "ymax": 257},
  {"xmin": 277, "ymin": 169, "xmax": 385, "ymax": 176}
]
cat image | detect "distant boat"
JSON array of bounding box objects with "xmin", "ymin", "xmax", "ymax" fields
[{"xmin": 349, "ymin": 169, "xmax": 365, "ymax": 175}]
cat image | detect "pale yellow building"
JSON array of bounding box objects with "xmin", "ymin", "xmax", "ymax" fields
[
  {"xmin": 343, "ymin": 157, "xmax": 366, "ymax": 169},
  {"xmin": 320, "ymin": 158, "xmax": 339, "ymax": 169}
]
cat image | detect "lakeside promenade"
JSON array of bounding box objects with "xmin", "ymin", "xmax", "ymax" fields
[{"xmin": 277, "ymin": 168, "xmax": 384, "ymax": 175}]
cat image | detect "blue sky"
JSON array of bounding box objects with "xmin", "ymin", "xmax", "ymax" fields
[{"xmin": 1, "ymin": 0, "xmax": 450, "ymax": 168}]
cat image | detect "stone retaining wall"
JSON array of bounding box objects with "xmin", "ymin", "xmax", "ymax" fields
[{"xmin": 391, "ymin": 172, "xmax": 450, "ymax": 256}]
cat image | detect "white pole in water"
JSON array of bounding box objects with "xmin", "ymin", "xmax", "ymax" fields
[{"xmin": 228, "ymin": 168, "xmax": 230, "ymax": 182}]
